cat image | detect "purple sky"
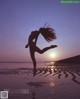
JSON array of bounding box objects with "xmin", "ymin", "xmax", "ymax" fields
[{"xmin": 0, "ymin": 0, "xmax": 80, "ymax": 62}]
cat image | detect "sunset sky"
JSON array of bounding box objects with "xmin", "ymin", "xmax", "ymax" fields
[{"xmin": 0, "ymin": 0, "xmax": 80, "ymax": 62}]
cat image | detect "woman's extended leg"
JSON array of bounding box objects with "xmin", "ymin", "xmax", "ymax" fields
[{"xmin": 36, "ymin": 45, "xmax": 57, "ymax": 54}]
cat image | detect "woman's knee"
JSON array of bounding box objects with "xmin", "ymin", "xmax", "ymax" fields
[{"xmin": 38, "ymin": 50, "xmax": 43, "ymax": 54}]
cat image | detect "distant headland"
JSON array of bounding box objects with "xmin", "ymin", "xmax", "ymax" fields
[{"xmin": 57, "ymin": 55, "xmax": 80, "ymax": 64}]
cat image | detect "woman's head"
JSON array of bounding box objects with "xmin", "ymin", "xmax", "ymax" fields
[{"xmin": 39, "ymin": 27, "xmax": 56, "ymax": 42}]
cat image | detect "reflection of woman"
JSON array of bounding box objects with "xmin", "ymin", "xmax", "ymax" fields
[{"xmin": 25, "ymin": 27, "xmax": 57, "ymax": 75}]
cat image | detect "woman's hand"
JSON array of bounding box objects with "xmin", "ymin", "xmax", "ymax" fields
[{"xmin": 25, "ymin": 44, "xmax": 29, "ymax": 48}]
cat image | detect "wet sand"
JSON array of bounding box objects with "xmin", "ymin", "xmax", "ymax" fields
[{"xmin": 0, "ymin": 63, "xmax": 80, "ymax": 99}]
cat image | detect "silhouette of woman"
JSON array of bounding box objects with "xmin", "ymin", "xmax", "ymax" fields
[{"xmin": 25, "ymin": 27, "xmax": 57, "ymax": 76}]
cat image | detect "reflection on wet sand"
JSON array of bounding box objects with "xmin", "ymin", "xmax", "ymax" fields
[
  {"xmin": 27, "ymin": 82, "xmax": 50, "ymax": 88},
  {"xmin": 0, "ymin": 63, "xmax": 80, "ymax": 85},
  {"xmin": 32, "ymin": 91, "xmax": 36, "ymax": 99}
]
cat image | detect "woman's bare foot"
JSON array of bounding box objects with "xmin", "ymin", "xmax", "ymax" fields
[{"xmin": 51, "ymin": 45, "xmax": 57, "ymax": 48}]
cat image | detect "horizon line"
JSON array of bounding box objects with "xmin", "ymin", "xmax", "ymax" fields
[{"xmin": 0, "ymin": 61, "xmax": 56, "ymax": 63}]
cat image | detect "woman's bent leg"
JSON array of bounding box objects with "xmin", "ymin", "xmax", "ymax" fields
[{"xmin": 36, "ymin": 45, "xmax": 57, "ymax": 54}]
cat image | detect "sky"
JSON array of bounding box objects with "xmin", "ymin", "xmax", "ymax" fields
[{"xmin": 0, "ymin": 0, "xmax": 80, "ymax": 62}]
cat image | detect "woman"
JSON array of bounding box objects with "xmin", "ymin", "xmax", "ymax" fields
[{"xmin": 25, "ymin": 27, "xmax": 57, "ymax": 76}]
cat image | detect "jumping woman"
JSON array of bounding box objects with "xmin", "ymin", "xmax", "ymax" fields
[{"xmin": 25, "ymin": 26, "xmax": 57, "ymax": 76}]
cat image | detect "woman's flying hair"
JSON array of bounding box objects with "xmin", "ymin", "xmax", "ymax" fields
[{"xmin": 39, "ymin": 24, "xmax": 56, "ymax": 42}]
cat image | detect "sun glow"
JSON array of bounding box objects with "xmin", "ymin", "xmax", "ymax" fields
[{"xmin": 49, "ymin": 52, "xmax": 57, "ymax": 59}]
